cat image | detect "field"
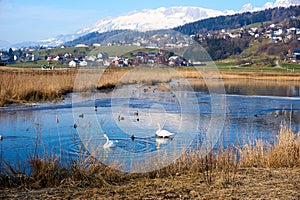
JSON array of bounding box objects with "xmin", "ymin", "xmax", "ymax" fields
[{"xmin": 34, "ymin": 46, "xmax": 142, "ymax": 59}]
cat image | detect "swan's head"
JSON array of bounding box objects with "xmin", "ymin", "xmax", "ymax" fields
[{"xmin": 103, "ymin": 134, "xmax": 108, "ymax": 139}]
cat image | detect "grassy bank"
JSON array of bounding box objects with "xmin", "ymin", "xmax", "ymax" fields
[
  {"xmin": 1, "ymin": 66, "xmax": 300, "ymax": 106},
  {"xmin": 1, "ymin": 125, "xmax": 300, "ymax": 199}
]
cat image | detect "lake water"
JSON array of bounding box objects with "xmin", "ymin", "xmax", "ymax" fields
[{"xmin": 0, "ymin": 79, "xmax": 300, "ymax": 173}]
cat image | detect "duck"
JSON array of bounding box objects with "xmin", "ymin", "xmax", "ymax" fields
[
  {"xmin": 0, "ymin": 135, "xmax": 2, "ymax": 140},
  {"xmin": 118, "ymin": 115, "xmax": 124, "ymax": 121},
  {"xmin": 103, "ymin": 134, "xmax": 117, "ymax": 149},
  {"xmin": 131, "ymin": 135, "xmax": 135, "ymax": 141},
  {"xmin": 56, "ymin": 115, "xmax": 59, "ymax": 124},
  {"xmin": 94, "ymin": 105, "xmax": 98, "ymax": 111},
  {"xmin": 155, "ymin": 123, "xmax": 175, "ymax": 138}
]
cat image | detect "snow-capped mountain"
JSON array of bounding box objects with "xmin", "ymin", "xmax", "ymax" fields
[
  {"xmin": 76, "ymin": 7, "xmax": 227, "ymax": 35},
  {"xmin": 272, "ymin": 0, "xmax": 300, "ymax": 7},
  {"xmin": 7, "ymin": 0, "xmax": 300, "ymax": 49},
  {"xmin": 33, "ymin": 6, "xmax": 228, "ymax": 47},
  {"xmin": 242, "ymin": 0, "xmax": 300, "ymax": 12}
]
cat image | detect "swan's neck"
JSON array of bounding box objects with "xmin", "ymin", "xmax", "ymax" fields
[
  {"xmin": 157, "ymin": 123, "xmax": 161, "ymax": 130},
  {"xmin": 104, "ymin": 135, "xmax": 109, "ymax": 142}
]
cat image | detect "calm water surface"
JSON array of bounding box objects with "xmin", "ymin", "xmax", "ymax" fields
[{"xmin": 0, "ymin": 79, "xmax": 299, "ymax": 172}]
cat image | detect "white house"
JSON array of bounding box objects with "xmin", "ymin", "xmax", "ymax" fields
[
  {"xmin": 69, "ymin": 60, "xmax": 77, "ymax": 67},
  {"xmin": 79, "ymin": 60, "xmax": 88, "ymax": 67},
  {"xmin": 75, "ymin": 44, "xmax": 88, "ymax": 48}
]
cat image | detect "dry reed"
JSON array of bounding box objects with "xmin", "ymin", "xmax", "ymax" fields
[
  {"xmin": 1, "ymin": 67, "xmax": 300, "ymax": 106},
  {"xmin": 237, "ymin": 125, "xmax": 300, "ymax": 168}
]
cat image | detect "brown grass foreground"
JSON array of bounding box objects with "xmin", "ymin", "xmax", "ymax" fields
[
  {"xmin": 1, "ymin": 125, "xmax": 300, "ymax": 199},
  {"xmin": 1, "ymin": 66, "xmax": 300, "ymax": 106}
]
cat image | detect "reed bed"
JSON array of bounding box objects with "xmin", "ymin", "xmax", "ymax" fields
[
  {"xmin": 0, "ymin": 67, "xmax": 178, "ymax": 106},
  {"xmin": 1, "ymin": 67, "xmax": 300, "ymax": 106},
  {"xmin": 237, "ymin": 125, "xmax": 300, "ymax": 168},
  {"xmin": 0, "ymin": 69, "xmax": 76, "ymax": 106}
]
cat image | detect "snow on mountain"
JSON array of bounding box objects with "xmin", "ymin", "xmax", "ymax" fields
[
  {"xmin": 273, "ymin": 0, "xmax": 300, "ymax": 7},
  {"xmin": 9, "ymin": 1, "xmax": 300, "ymax": 48},
  {"xmin": 24, "ymin": 6, "xmax": 226, "ymax": 48},
  {"xmin": 76, "ymin": 7, "xmax": 224, "ymax": 35},
  {"xmin": 244, "ymin": 0, "xmax": 300, "ymax": 12},
  {"xmin": 241, "ymin": 3, "xmax": 254, "ymax": 12}
]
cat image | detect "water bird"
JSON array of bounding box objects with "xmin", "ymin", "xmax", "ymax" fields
[
  {"xmin": 56, "ymin": 115, "xmax": 59, "ymax": 124},
  {"xmin": 79, "ymin": 113, "xmax": 84, "ymax": 118},
  {"xmin": 155, "ymin": 123, "xmax": 175, "ymax": 138},
  {"xmin": 0, "ymin": 135, "xmax": 2, "ymax": 140},
  {"xmin": 103, "ymin": 134, "xmax": 117, "ymax": 149},
  {"xmin": 134, "ymin": 111, "xmax": 139, "ymax": 116},
  {"xmin": 94, "ymin": 105, "xmax": 98, "ymax": 111},
  {"xmin": 131, "ymin": 135, "xmax": 135, "ymax": 141},
  {"xmin": 73, "ymin": 123, "xmax": 78, "ymax": 129},
  {"xmin": 118, "ymin": 115, "xmax": 124, "ymax": 121}
]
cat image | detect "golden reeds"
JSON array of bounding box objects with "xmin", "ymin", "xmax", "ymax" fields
[
  {"xmin": 1, "ymin": 67, "xmax": 300, "ymax": 106},
  {"xmin": 237, "ymin": 125, "xmax": 300, "ymax": 168},
  {"xmin": 0, "ymin": 69, "xmax": 76, "ymax": 106}
]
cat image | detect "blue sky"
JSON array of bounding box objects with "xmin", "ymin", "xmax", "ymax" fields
[{"xmin": 0, "ymin": 0, "xmax": 275, "ymax": 44}]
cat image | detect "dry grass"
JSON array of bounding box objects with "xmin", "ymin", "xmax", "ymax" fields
[
  {"xmin": 0, "ymin": 67, "xmax": 177, "ymax": 106},
  {"xmin": 238, "ymin": 125, "xmax": 300, "ymax": 168},
  {"xmin": 1, "ymin": 67, "xmax": 300, "ymax": 106},
  {"xmin": 0, "ymin": 69, "xmax": 76, "ymax": 106},
  {"xmin": 1, "ymin": 126, "xmax": 300, "ymax": 199}
]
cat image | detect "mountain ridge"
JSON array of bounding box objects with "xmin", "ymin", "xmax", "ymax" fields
[{"xmin": 4, "ymin": 0, "xmax": 300, "ymax": 49}]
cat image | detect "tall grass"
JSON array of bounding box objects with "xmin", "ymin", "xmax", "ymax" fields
[
  {"xmin": 0, "ymin": 69, "xmax": 76, "ymax": 106},
  {"xmin": 1, "ymin": 67, "xmax": 300, "ymax": 106},
  {"xmin": 238, "ymin": 125, "xmax": 300, "ymax": 168}
]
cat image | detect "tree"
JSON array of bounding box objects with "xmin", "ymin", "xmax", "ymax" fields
[{"xmin": 8, "ymin": 48, "xmax": 15, "ymax": 64}]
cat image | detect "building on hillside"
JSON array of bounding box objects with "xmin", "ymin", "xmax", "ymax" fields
[
  {"xmin": 79, "ymin": 60, "xmax": 88, "ymax": 67},
  {"xmin": 69, "ymin": 60, "xmax": 77, "ymax": 67}
]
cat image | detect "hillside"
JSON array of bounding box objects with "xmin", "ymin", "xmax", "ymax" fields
[
  {"xmin": 174, "ymin": 6, "xmax": 300, "ymax": 61},
  {"xmin": 61, "ymin": 6, "xmax": 300, "ymax": 61},
  {"xmin": 174, "ymin": 6, "xmax": 300, "ymax": 35}
]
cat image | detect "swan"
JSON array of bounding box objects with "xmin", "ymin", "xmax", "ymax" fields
[
  {"xmin": 155, "ymin": 123, "xmax": 175, "ymax": 138},
  {"xmin": 103, "ymin": 134, "xmax": 117, "ymax": 149}
]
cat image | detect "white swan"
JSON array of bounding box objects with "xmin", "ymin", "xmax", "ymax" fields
[
  {"xmin": 103, "ymin": 134, "xmax": 117, "ymax": 149},
  {"xmin": 155, "ymin": 123, "xmax": 175, "ymax": 138}
]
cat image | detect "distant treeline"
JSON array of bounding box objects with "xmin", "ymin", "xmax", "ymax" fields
[{"xmin": 64, "ymin": 30, "xmax": 128, "ymax": 47}]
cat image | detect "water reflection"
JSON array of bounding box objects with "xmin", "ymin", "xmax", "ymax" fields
[{"xmin": 191, "ymin": 79, "xmax": 300, "ymax": 97}]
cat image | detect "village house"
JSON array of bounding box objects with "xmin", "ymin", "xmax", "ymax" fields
[{"xmin": 68, "ymin": 60, "xmax": 77, "ymax": 67}]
